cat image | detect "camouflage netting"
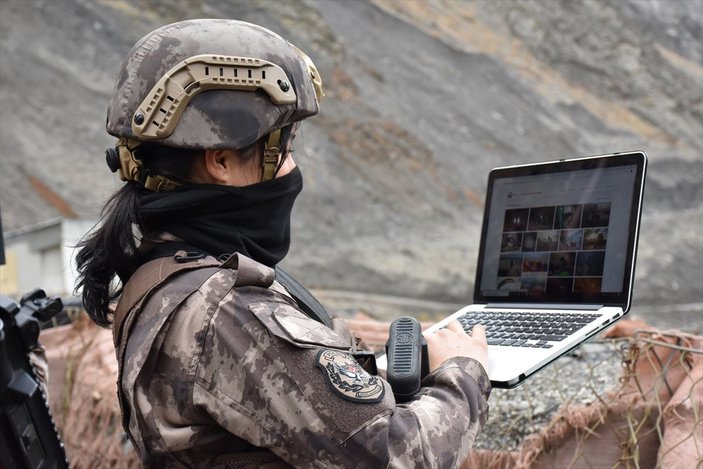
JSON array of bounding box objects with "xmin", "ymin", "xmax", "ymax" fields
[
  {"xmin": 459, "ymin": 322, "xmax": 703, "ymax": 469},
  {"xmin": 39, "ymin": 315, "xmax": 701, "ymax": 468},
  {"xmin": 40, "ymin": 314, "xmax": 138, "ymax": 468},
  {"xmin": 525, "ymin": 328, "xmax": 702, "ymax": 469}
]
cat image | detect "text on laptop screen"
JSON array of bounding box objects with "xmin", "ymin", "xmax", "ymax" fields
[{"xmin": 476, "ymin": 154, "xmax": 645, "ymax": 306}]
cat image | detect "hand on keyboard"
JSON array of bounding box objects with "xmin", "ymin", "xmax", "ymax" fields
[{"xmin": 424, "ymin": 321, "xmax": 489, "ymax": 374}]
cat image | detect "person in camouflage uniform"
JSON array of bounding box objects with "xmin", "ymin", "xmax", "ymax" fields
[{"xmin": 75, "ymin": 19, "xmax": 490, "ymax": 468}]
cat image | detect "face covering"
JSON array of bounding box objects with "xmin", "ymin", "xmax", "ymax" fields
[{"xmin": 138, "ymin": 166, "xmax": 303, "ymax": 267}]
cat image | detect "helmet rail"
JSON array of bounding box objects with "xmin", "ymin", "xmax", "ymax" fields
[{"xmin": 132, "ymin": 54, "xmax": 298, "ymax": 140}]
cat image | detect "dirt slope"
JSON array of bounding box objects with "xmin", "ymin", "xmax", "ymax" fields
[{"xmin": 0, "ymin": 0, "xmax": 701, "ymax": 328}]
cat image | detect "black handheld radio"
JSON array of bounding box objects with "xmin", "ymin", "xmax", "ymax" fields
[{"xmin": 385, "ymin": 316, "xmax": 429, "ymax": 402}]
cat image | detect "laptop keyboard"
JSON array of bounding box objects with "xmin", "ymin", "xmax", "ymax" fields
[{"xmin": 458, "ymin": 311, "xmax": 601, "ymax": 348}]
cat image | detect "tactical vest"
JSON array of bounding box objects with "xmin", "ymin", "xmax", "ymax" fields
[{"xmin": 113, "ymin": 251, "xmax": 293, "ymax": 468}]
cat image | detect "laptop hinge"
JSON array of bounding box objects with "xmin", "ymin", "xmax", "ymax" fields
[{"xmin": 485, "ymin": 303, "xmax": 605, "ymax": 311}]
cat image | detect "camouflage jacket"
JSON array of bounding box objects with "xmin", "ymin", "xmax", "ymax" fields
[{"xmin": 116, "ymin": 253, "xmax": 491, "ymax": 468}]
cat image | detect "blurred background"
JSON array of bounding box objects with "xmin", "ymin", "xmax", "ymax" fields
[{"xmin": 1, "ymin": 0, "xmax": 701, "ymax": 332}]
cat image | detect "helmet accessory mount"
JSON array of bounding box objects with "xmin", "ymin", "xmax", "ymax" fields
[
  {"xmin": 105, "ymin": 138, "xmax": 182, "ymax": 192},
  {"xmin": 132, "ymin": 55, "xmax": 297, "ymax": 141}
]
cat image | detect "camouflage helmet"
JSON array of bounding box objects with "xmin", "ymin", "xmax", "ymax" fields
[{"xmin": 106, "ymin": 19, "xmax": 322, "ymax": 152}]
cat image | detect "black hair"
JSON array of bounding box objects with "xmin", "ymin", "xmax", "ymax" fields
[{"xmin": 74, "ymin": 144, "xmax": 202, "ymax": 327}]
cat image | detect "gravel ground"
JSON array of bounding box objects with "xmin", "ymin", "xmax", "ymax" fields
[{"xmin": 473, "ymin": 340, "xmax": 625, "ymax": 451}]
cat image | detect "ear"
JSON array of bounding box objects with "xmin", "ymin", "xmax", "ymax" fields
[{"xmin": 203, "ymin": 149, "xmax": 232, "ymax": 184}]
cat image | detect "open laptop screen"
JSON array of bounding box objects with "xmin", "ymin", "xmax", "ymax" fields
[{"xmin": 474, "ymin": 152, "xmax": 647, "ymax": 309}]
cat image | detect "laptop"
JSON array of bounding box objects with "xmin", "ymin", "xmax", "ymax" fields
[{"xmin": 381, "ymin": 151, "xmax": 647, "ymax": 389}]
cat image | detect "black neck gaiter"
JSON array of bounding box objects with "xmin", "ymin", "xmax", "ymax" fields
[{"xmin": 138, "ymin": 167, "xmax": 303, "ymax": 267}]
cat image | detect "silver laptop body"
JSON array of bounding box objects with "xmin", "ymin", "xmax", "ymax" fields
[{"xmin": 424, "ymin": 151, "xmax": 647, "ymax": 388}]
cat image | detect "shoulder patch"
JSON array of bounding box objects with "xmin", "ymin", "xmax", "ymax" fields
[{"xmin": 315, "ymin": 349, "xmax": 385, "ymax": 404}]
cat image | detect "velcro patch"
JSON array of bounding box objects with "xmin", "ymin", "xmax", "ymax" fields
[{"xmin": 315, "ymin": 349, "xmax": 385, "ymax": 404}]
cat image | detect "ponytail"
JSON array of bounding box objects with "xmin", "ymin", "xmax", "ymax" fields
[{"xmin": 74, "ymin": 183, "xmax": 142, "ymax": 327}]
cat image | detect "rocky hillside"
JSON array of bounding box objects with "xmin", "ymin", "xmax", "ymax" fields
[{"xmin": 1, "ymin": 0, "xmax": 701, "ymax": 329}]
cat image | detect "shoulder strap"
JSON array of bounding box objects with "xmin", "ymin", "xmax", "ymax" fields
[
  {"xmin": 112, "ymin": 251, "xmax": 220, "ymax": 348},
  {"xmin": 274, "ymin": 267, "xmax": 332, "ymax": 329},
  {"xmin": 113, "ymin": 251, "xmax": 278, "ymax": 347},
  {"xmin": 139, "ymin": 243, "xmax": 333, "ymax": 328},
  {"xmin": 112, "ymin": 254, "xmax": 223, "ymax": 456}
]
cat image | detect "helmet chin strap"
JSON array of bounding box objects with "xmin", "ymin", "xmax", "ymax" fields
[{"xmin": 261, "ymin": 129, "xmax": 282, "ymax": 182}]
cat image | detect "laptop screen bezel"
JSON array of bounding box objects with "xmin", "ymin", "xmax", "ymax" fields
[{"xmin": 473, "ymin": 151, "xmax": 647, "ymax": 310}]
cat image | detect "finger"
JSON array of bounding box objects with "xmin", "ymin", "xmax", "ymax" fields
[
  {"xmin": 470, "ymin": 324, "xmax": 487, "ymax": 341},
  {"xmin": 445, "ymin": 321, "xmax": 466, "ymax": 335}
]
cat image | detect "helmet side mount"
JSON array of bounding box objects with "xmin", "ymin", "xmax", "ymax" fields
[{"xmin": 105, "ymin": 138, "xmax": 181, "ymax": 192}]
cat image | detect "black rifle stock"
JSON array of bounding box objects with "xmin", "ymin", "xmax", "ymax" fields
[{"xmin": 0, "ymin": 288, "xmax": 69, "ymax": 469}]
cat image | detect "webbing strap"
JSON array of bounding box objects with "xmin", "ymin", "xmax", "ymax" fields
[
  {"xmin": 262, "ymin": 129, "xmax": 281, "ymax": 181},
  {"xmin": 274, "ymin": 267, "xmax": 332, "ymax": 329},
  {"xmin": 112, "ymin": 252, "xmax": 220, "ymax": 348}
]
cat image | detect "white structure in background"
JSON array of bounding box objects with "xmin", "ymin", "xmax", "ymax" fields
[{"xmin": 0, "ymin": 218, "xmax": 96, "ymax": 298}]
